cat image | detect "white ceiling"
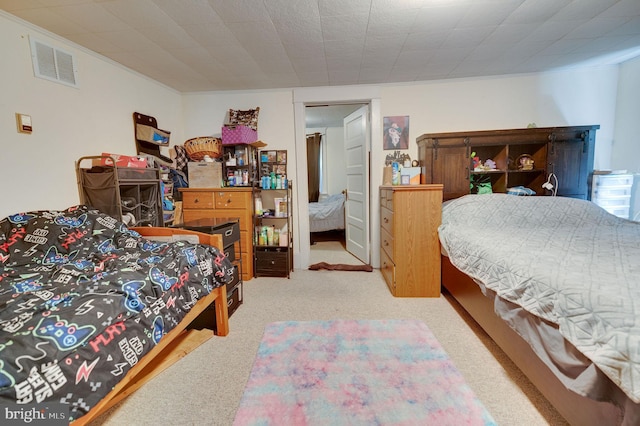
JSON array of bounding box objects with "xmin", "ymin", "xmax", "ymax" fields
[{"xmin": 2, "ymin": 0, "xmax": 640, "ymax": 96}]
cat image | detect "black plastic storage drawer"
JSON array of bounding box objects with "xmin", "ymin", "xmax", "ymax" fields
[
  {"xmin": 255, "ymin": 247, "xmax": 289, "ymax": 277},
  {"xmin": 216, "ymin": 221, "xmax": 240, "ymax": 248},
  {"xmin": 226, "ymin": 264, "xmax": 240, "ymax": 293},
  {"xmin": 222, "ymin": 243, "xmax": 236, "ymax": 262},
  {"xmin": 179, "ymin": 219, "xmax": 240, "ymax": 248},
  {"xmin": 188, "ymin": 282, "xmax": 243, "ymax": 334},
  {"xmin": 227, "ymin": 282, "xmax": 243, "ymax": 318}
]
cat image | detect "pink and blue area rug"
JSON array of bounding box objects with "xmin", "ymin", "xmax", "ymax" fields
[{"xmin": 233, "ymin": 319, "xmax": 496, "ymax": 425}]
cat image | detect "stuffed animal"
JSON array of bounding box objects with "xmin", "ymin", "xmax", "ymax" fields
[{"xmin": 484, "ymin": 159, "xmax": 497, "ymax": 170}]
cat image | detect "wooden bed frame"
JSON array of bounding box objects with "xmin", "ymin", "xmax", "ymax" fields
[
  {"xmin": 441, "ymin": 255, "xmax": 623, "ymax": 425},
  {"xmin": 71, "ymin": 227, "xmax": 230, "ymax": 425}
]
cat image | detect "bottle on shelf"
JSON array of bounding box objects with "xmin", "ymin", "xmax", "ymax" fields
[
  {"xmin": 254, "ymin": 196, "xmax": 263, "ymax": 216},
  {"xmin": 279, "ymin": 223, "xmax": 288, "ymax": 247}
]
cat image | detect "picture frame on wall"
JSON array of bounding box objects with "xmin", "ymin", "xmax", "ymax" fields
[{"xmin": 383, "ymin": 116, "xmax": 410, "ymax": 150}]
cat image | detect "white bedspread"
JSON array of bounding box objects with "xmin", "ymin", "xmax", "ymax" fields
[
  {"xmin": 439, "ymin": 194, "xmax": 640, "ymax": 403},
  {"xmin": 309, "ymin": 194, "xmax": 345, "ymax": 232}
]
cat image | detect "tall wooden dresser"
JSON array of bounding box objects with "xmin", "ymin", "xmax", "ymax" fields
[
  {"xmin": 180, "ymin": 187, "xmax": 253, "ymax": 280},
  {"xmin": 379, "ymin": 184, "xmax": 443, "ymax": 297}
]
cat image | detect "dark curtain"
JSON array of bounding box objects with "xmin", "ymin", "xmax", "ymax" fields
[{"xmin": 307, "ymin": 132, "xmax": 322, "ymax": 202}]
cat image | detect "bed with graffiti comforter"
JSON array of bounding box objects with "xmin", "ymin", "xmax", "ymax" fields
[{"xmin": 0, "ymin": 205, "xmax": 232, "ymax": 421}]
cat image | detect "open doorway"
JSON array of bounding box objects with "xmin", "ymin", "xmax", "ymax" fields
[
  {"xmin": 292, "ymin": 86, "xmax": 382, "ymax": 270},
  {"xmin": 305, "ymin": 104, "xmax": 363, "ymax": 249}
]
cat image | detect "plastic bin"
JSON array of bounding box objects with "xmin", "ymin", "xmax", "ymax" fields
[
  {"xmin": 594, "ymin": 196, "xmax": 631, "ymax": 208},
  {"xmin": 593, "ymin": 174, "xmax": 633, "ymax": 187},
  {"xmin": 593, "ymin": 186, "xmax": 632, "ymax": 198}
]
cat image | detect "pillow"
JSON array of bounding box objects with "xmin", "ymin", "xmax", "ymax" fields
[{"xmin": 229, "ymin": 107, "xmax": 260, "ymax": 131}]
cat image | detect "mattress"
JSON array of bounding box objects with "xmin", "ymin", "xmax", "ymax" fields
[
  {"xmin": 438, "ymin": 194, "xmax": 640, "ymax": 404},
  {"xmin": 0, "ymin": 206, "xmax": 232, "ymax": 421}
]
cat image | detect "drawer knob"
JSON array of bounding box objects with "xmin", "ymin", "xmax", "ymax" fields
[{"xmin": 194, "ymin": 198, "xmax": 199, "ymax": 203}]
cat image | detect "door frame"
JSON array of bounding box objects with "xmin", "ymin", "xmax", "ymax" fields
[{"xmin": 293, "ymin": 86, "xmax": 382, "ymax": 269}]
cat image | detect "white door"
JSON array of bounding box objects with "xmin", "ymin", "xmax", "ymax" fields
[{"xmin": 343, "ymin": 105, "xmax": 370, "ymax": 264}]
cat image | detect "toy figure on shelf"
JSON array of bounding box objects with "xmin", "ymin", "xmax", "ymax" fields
[
  {"xmin": 484, "ymin": 159, "xmax": 497, "ymax": 170},
  {"xmin": 385, "ymin": 151, "xmax": 411, "ymax": 166},
  {"xmin": 471, "ymin": 152, "xmax": 497, "ymax": 171},
  {"xmin": 471, "ymin": 152, "xmax": 482, "ymax": 171}
]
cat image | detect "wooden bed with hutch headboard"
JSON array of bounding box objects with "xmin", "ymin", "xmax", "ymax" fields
[{"xmin": 417, "ymin": 125, "xmax": 640, "ymax": 425}]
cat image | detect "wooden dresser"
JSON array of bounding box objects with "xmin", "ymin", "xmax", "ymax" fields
[
  {"xmin": 180, "ymin": 187, "xmax": 253, "ymax": 280},
  {"xmin": 379, "ymin": 185, "xmax": 443, "ymax": 297}
]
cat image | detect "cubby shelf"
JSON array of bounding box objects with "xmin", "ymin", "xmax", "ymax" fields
[{"xmin": 417, "ymin": 125, "xmax": 598, "ymax": 200}]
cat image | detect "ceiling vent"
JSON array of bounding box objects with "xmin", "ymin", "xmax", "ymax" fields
[{"xmin": 29, "ymin": 37, "xmax": 78, "ymax": 88}]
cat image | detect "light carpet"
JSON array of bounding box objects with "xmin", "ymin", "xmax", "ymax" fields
[{"xmin": 233, "ymin": 319, "xmax": 496, "ymax": 426}]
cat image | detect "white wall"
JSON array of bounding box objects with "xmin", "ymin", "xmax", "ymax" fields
[
  {"xmin": 0, "ymin": 13, "xmax": 182, "ymax": 218},
  {"xmin": 324, "ymin": 127, "xmax": 348, "ymax": 196},
  {"xmin": 613, "ymin": 56, "xmax": 640, "ymax": 172},
  {"xmin": 378, "ymin": 68, "xmax": 619, "ymax": 175},
  {"xmin": 181, "ymin": 89, "xmax": 295, "ymax": 177},
  {"xmin": 613, "ymin": 56, "xmax": 640, "ymax": 220}
]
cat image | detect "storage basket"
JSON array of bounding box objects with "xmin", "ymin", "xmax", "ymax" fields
[
  {"xmin": 221, "ymin": 125, "xmax": 258, "ymax": 145},
  {"xmin": 184, "ymin": 137, "xmax": 222, "ymax": 161}
]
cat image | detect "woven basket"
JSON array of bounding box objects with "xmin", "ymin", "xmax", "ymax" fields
[{"xmin": 184, "ymin": 137, "xmax": 222, "ymax": 161}]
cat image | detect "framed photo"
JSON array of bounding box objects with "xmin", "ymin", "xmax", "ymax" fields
[
  {"xmin": 383, "ymin": 116, "xmax": 409, "ymax": 150},
  {"xmin": 277, "ymin": 150, "xmax": 287, "ymax": 163},
  {"xmin": 266, "ymin": 150, "xmax": 277, "ymax": 162}
]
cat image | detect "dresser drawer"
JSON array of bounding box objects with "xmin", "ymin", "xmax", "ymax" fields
[
  {"xmin": 380, "ymin": 206, "xmax": 393, "ymax": 235},
  {"xmin": 182, "ymin": 192, "xmax": 214, "ymax": 209},
  {"xmin": 240, "ymin": 251, "xmax": 251, "ymax": 280},
  {"xmin": 182, "ymin": 209, "xmax": 212, "ymax": 222},
  {"xmin": 380, "ymin": 226, "xmax": 394, "ymax": 260},
  {"xmin": 214, "ymin": 191, "xmax": 251, "ymax": 209},
  {"xmin": 380, "ymin": 189, "xmax": 393, "ymax": 210},
  {"xmin": 240, "ymin": 230, "xmax": 251, "ymax": 253},
  {"xmin": 379, "ymin": 248, "xmax": 395, "ymax": 294}
]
